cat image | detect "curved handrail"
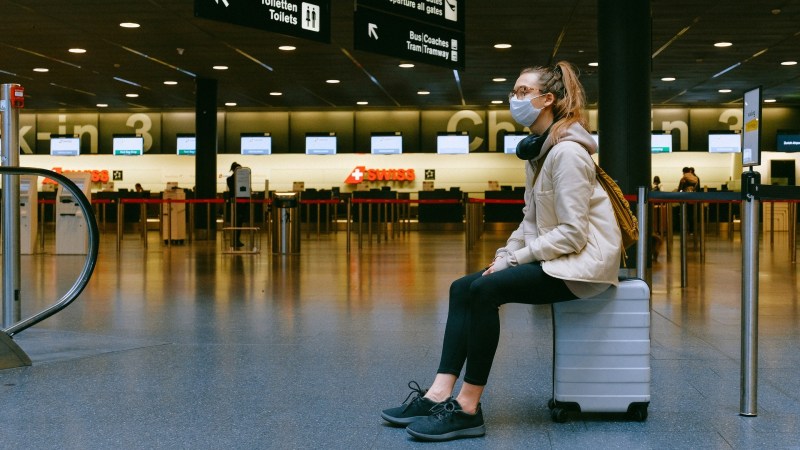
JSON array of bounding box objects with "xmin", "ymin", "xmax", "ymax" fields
[{"xmin": 0, "ymin": 167, "xmax": 99, "ymax": 336}]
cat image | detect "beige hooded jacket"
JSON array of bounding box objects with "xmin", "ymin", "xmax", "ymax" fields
[{"xmin": 496, "ymin": 123, "xmax": 622, "ymax": 298}]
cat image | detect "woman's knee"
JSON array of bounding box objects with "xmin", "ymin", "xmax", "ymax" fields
[{"xmin": 467, "ymin": 277, "xmax": 504, "ymax": 309}]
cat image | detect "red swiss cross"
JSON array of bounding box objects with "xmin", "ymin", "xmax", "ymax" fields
[{"xmin": 345, "ymin": 166, "xmax": 366, "ymax": 184}]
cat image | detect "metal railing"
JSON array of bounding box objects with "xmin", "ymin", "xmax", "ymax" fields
[{"xmin": 0, "ymin": 167, "xmax": 99, "ymax": 336}]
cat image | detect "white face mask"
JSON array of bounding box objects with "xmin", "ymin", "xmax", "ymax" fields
[{"xmin": 509, "ymin": 94, "xmax": 545, "ymax": 127}]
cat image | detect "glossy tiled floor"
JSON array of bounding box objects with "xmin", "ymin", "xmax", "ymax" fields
[{"xmin": 3, "ymin": 226, "xmax": 800, "ymax": 449}]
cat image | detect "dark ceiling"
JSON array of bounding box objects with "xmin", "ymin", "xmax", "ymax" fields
[{"xmin": 1, "ymin": 0, "xmax": 799, "ymax": 111}]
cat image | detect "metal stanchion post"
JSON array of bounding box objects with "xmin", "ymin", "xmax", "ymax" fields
[
  {"xmin": 117, "ymin": 200, "xmax": 123, "ymax": 253},
  {"xmin": 791, "ymin": 203, "xmax": 797, "ymax": 263},
  {"xmin": 680, "ymin": 202, "xmax": 688, "ymax": 287},
  {"xmin": 700, "ymin": 201, "xmax": 706, "ymax": 262},
  {"xmin": 346, "ymin": 198, "xmax": 351, "ymax": 254},
  {"xmin": 740, "ymin": 170, "xmax": 760, "ymax": 417},
  {"xmin": 367, "ymin": 203, "xmax": 373, "ymax": 245},
  {"xmin": 358, "ymin": 202, "xmax": 363, "ymax": 250},
  {"xmin": 188, "ymin": 202, "xmax": 194, "ymax": 244},
  {"xmin": 1, "ymin": 83, "xmax": 23, "ymax": 326},
  {"xmin": 636, "ymin": 187, "xmax": 647, "ymax": 281},
  {"xmin": 141, "ymin": 202, "xmax": 148, "ymax": 249}
]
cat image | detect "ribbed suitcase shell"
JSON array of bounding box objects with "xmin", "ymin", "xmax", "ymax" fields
[{"xmin": 552, "ymin": 278, "xmax": 651, "ymax": 414}]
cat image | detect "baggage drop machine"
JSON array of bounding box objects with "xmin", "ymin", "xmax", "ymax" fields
[{"xmin": 55, "ymin": 172, "xmax": 92, "ymax": 255}]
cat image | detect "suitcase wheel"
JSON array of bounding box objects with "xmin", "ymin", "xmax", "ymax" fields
[
  {"xmin": 551, "ymin": 407, "xmax": 569, "ymax": 423},
  {"xmin": 626, "ymin": 403, "xmax": 649, "ymax": 422}
]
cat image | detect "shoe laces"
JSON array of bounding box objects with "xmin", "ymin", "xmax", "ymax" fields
[
  {"xmin": 429, "ymin": 399, "xmax": 458, "ymax": 422},
  {"xmin": 401, "ymin": 381, "xmax": 428, "ymax": 412}
]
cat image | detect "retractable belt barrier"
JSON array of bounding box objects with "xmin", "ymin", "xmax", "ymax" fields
[
  {"xmin": 299, "ymin": 198, "xmax": 341, "ymax": 238},
  {"xmin": 346, "ymin": 198, "xmax": 461, "ymax": 253},
  {"xmin": 116, "ymin": 198, "xmax": 225, "ymax": 250}
]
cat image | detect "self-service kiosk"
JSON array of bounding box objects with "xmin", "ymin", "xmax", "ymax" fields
[
  {"xmin": 235, "ymin": 167, "xmax": 252, "ymax": 199},
  {"xmin": 19, "ymin": 175, "xmax": 38, "ymax": 254},
  {"xmin": 162, "ymin": 182, "xmax": 186, "ymax": 244},
  {"xmin": 224, "ymin": 167, "xmax": 259, "ymax": 253},
  {"xmin": 55, "ymin": 172, "xmax": 92, "ymax": 254}
]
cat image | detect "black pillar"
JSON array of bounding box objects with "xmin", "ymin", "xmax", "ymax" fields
[
  {"xmin": 195, "ymin": 77, "xmax": 218, "ymax": 239},
  {"xmin": 597, "ymin": 0, "xmax": 651, "ymax": 194}
]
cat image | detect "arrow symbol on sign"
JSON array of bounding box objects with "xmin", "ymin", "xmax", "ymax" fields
[
  {"xmin": 368, "ymin": 23, "xmax": 379, "ymax": 40},
  {"xmin": 215, "ymin": 0, "xmax": 230, "ymax": 7}
]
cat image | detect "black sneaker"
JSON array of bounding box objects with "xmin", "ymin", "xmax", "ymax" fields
[
  {"xmin": 381, "ymin": 381, "xmax": 439, "ymax": 426},
  {"xmin": 406, "ymin": 398, "xmax": 485, "ymax": 442}
]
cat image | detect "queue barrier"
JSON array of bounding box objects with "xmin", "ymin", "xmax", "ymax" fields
[
  {"xmin": 346, "ymin": 198, "xmax": 461, "ymax": 253},
  {"xmin": 465, "ymin": 198, "xmax": 525, "ymax": 251},
  {"xmin": 299, "ymin": 198, "xmax": 341, "ymax": 238},
  {"xmin": 117, "ymin": 198, "xmax": 226, "ymax": 251}
]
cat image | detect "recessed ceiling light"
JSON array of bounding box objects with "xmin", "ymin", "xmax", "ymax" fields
[
  {"xmin": 417, "ymin": 90, "xmax": 430, "ymax": 95},
  {"xmin": 494, "ymin": 43, "xmax": 512, "ymax": 49},
  {"xmin": 278, "ymin": 45, "xmax": 296, "ymax": 51},
  {"xmin": 492, "ymin": 77, "xmax": 507, "ymax": 82},
  {"xmin": 33, "ymin": 68, "xmax": 49, "ymax": 73},
  {"xmin": 357, "ymin": 101, "xmax": 369, "ymax": 105},
  {"xmin": 588, "ymin": 62, "xmax": 599, "ymax": 67},
  {"xmin": 399, "ymin": 63, "xmax": 415, "ymax": 68},
  {"xmin": 269, "ymin": 92, "xmax": 282, "ymax": 96},
  {"xmin": 125, "ymin": 93, "xmax": 139, "ymax": 98},
  {"xmin": 213, "ymin": 65, "xmax": 228, "ymax": 70},
  {"xmin": 781, "ymin": 61, "xmax": 798, "ymax": 66},
  {"xmin": 714, "ymin": 42, "xmax": 733, "ymax": 47},
  {"xmin": 491, "ymin": 100, "xmax": 503, "ymax": 104},
  {"xmin": 97, "ymin": 103, "xmax": 108, "ymax": 108},
  {"xmin": 764, "ymin": 98, "xmax": 777, "ymax": 103},
  {"xmin": 69, "ymin": 48, "xmax": 86, "ymax": 54},
  {"xmin": 718, "ymin": 89, "xmax": 732, "ymax": 93},
  {"xmin": 164, "ymin": 80, "xmax": 178, "ymax": 85},
  {"xmin": 119, "ymin": 22, "xmax": 140, "ymax": 28},
  {"xmin": 326, "ymin": 79, "xmax": 340, "ymax": 84},
  {"xmin": 661, "ymin": 77, "xmax": 676, "ymax": 81},
  {"xmin": 225, "ymin": 102, "xmax": 237, "ymax": 106}
]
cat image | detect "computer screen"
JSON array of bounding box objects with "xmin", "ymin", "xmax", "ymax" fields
[
  {"xmin": 651, "ymin": 133, "xmax": 672, "ymax": 153},
  {"xmin": 503, "ymin": 133, "xmax": 528, "ymax": 154},
  {"xmin": 113, "ymin": 135, "xmax": 144, "ymax": 156},
  {"xmin": 708, "ymin": 132, "xmax": 741, "ymax": 153},
  {"xmin": 776, "ymin": 130, "xmax": 800, "ymax": 152},
  {"xmin": 437, "ymin": 133, "xmax": 469, "ymax": 154},
  {"xmin": 370, "ymin": 133, "xmax": 402, "ymax": 155},
  {"xmin": 50, "ymin": 136, "xmax": 80, "ymax": 156},
  {"xmin": 176, "ymin": 134, "xmax": 196, "ymax": 155},
  {"xmin": 241, "ymin": 134, "xmax": 272, "ymax": 155},
  {"xmin": 305, "ymin": 134, "xmax": 337, "ymax": 155}
]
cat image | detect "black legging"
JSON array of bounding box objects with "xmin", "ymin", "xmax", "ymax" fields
[{"xmin": 437, "ymin": 262, "xmax": 577, "ymax": 386}]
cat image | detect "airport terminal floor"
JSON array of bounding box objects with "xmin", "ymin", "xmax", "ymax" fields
[{"xmin": 3, "ymin": 226, "xmax": 800, "ymax": 449}]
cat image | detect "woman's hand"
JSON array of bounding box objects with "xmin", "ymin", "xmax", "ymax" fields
[{"xmin": 483, "ymin": 253, "xmax": 518, "ymax": 276}]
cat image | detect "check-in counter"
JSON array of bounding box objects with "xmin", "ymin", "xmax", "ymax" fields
[
  {"xmin": 484, "ymin": 188, "xmax": 524, "ymax": 224},
  {"xmin": 418, "ymin": 189, "xmax": 462, "ymax": 226}
]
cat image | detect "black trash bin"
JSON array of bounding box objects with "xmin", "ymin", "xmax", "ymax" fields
[{"xmin": 272, "ymin": 192, "xmax": 300, "ymax": 254}]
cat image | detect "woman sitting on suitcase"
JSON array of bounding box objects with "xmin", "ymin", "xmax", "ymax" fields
[{"xmin": 381, "ymin": 61, "xmax": 622, "ymax": 442}]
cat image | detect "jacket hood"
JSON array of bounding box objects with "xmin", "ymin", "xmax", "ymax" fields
[{"xmin": 541, "ymin": 123, "xmax": 597, "ymax": 156}]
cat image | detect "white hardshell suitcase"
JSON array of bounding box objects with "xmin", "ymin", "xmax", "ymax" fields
[{"xmin": 549, "ymin": 277, "xmax": 651, "ymax": 422}]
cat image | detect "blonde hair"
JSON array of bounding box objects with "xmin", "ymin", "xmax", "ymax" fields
[{"xmin": 520, "ymin": 61, "xmax": 588, "ymax": 142}]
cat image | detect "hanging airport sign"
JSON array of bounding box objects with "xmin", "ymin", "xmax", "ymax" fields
[
  {"xmin": 354, "ymin": 4, "xmax": 465, "ymax": 70},
  {"xmin": 356, "ymin": 0, "xmax": 464, "ymax": 32},
  {"xmin": 194, "ymin": 0, "xmax": 331, "ymax": 43}
]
